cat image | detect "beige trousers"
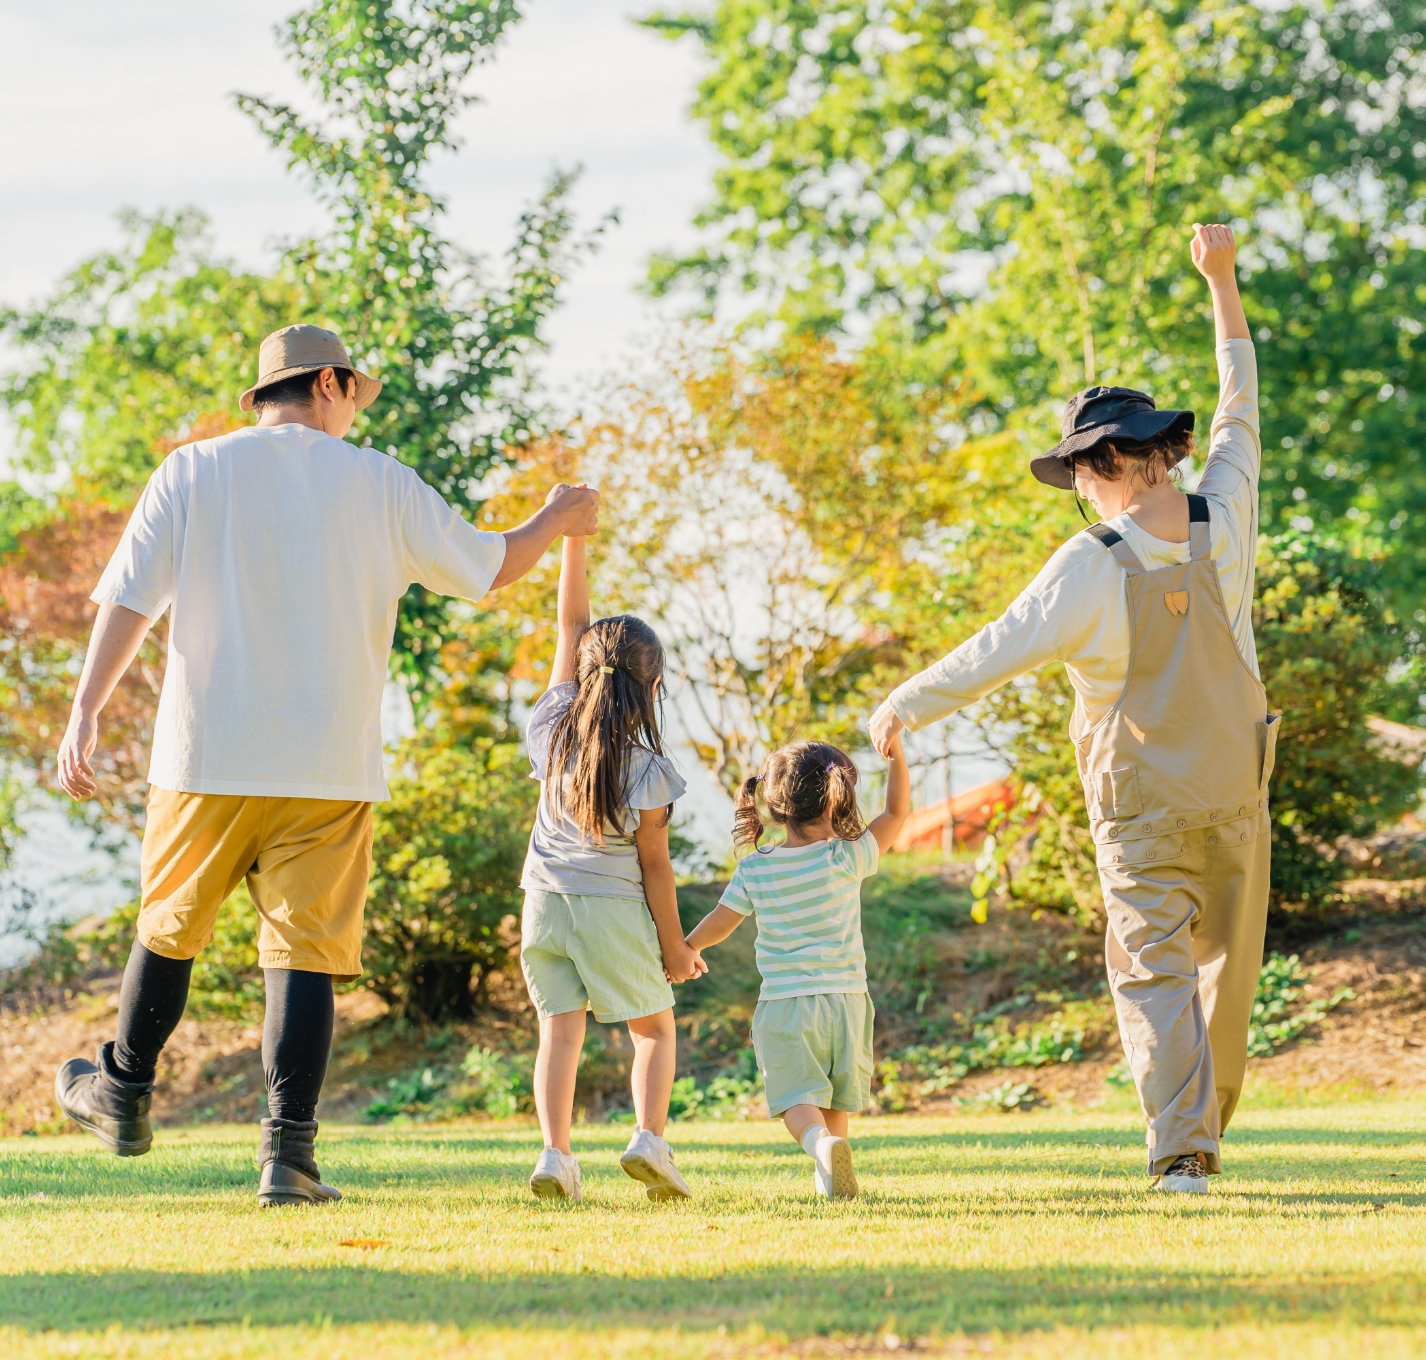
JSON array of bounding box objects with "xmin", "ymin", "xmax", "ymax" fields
[{"xmin": 1100, "ymin": 815, "xmax": 1270, "ymax": 1175}]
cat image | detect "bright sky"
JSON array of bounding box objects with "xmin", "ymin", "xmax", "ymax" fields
[{"xmin": 0, "ymin": 0, "xmax": 716, "ymax": 403}]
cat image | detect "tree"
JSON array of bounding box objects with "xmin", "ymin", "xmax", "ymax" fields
[
  {"xmin": 649, "ymin": 1, "xmax": 1426, "ymax": 614},
  {"xmin": 1, "ymin": 0, "xmax": 599, "ymax": 711},
  {"xmin": 487, "ymin": 331, "xmax": 1068, "ymax": 793}
]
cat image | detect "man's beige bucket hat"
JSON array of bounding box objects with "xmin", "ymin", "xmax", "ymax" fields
[{"xmin": 238, "ymin": 324, "xmax": 382, "ymax": 413}]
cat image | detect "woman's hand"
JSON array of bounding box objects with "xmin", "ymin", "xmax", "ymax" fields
[
  {"xmin": 1190, "ymin": 223, "xmax": 1236, "ymax": 283},
  {"xmin": 868, "ymin": 700, "xmax": 904, "ymax": 758}
]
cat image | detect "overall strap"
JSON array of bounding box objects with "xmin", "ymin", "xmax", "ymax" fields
[
  {"xmin": 1187, "ymin": 493, "xmax": 1211, "ymax": 561},
  {"xmin": 1087, "ymin": 521, "xmax": 1147, "ymax": 575}
]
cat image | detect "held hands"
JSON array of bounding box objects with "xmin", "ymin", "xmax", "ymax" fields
[
  {"xmin": 1190, "ymin": 223, "xmax": 1236, "ymax": 284},
  {"xmin": 868, "ymin": 700, "xmax": 904, "ymax": 758},
  {"xmin": 544, "ymin": 482, "xmax": 600, "ymax": 539},
  {"xmin": 56, "ymin": 713, "xmax": 100, "ymax": 800},
  {"xmin": 663, "ymin": 941, "xmax": 708, "ymax": 985}
]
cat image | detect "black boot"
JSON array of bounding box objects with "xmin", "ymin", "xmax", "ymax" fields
[
  {"xmin": 54, "ymin": 1042, "xmax": 154, "ymax": 1156},
  {"xmin": 257, "ymin": 1117, "xmax": 341, "ymax": 1207}
]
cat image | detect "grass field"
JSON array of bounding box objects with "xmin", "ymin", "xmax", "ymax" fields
[{"xmin": 0, "ymin": 1095, "xmax": 1423, "ymax": 1358}]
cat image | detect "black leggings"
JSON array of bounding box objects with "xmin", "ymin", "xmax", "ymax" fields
[{"xmin": 112, "ymin": 941, "xmax": 333, "ymax": 1121}]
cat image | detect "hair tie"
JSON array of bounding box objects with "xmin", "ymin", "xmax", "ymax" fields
[
  {"xmin": 826, "ymin": 762, "xmax": 838, "ymax": 773},
  {"xmin": 755, "ymin": 774, "xmax": 765, "ymax": 784},
  {"xmin": 600, "ymin": 665, "xmax": 614, "ymax": 675}
]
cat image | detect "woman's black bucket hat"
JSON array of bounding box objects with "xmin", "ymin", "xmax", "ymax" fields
[{"xmin": 1030, "ymin": 385, "xmax": 1195, "ymax": 490}]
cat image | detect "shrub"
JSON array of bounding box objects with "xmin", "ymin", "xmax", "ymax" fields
[
  {"xmin": 362, "ymin": 733, "xmax": 536, "ymax": 1022},
  {"xmin": 1254, "ymin": 532, "xmax": 1421, "ymax": 905}
]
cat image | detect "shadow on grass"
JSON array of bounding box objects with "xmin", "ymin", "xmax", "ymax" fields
[{"xmin": 2, "ymin": 1262, "xmax": 1423, "ymax": 1336}]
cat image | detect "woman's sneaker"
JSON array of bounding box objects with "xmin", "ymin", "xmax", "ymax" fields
[
  {"xmin": 619, "ymin": 1129, "xmax": 692, "ymax": 1201},
  {"xmin": 813, "ymin": 1135, "xmax": 859, "ymax": 1200},
  {"xmin": 530, "ymin": 1147, "xmax": 583, "ymax": 1201},
  {"xmin": 1157, "ymin": 1153, "xmax": 1209, "ymax": 1194}
]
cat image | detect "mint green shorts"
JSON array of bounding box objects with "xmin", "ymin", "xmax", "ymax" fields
[
  {"xmin": 751, "ymin": 992, "xmax": 875, "ymax": 1117},
  {"xmin": 520, "ymin": 890, "xmax": 674, "ymax": 1024}
]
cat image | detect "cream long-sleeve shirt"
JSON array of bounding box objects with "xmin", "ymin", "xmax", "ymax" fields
[{"xmin": 887, "ymin": 340, "xmax": 1261, "ymax": 735}]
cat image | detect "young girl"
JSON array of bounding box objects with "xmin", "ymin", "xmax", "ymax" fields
[
  {"xmin": 684, "ymin": 735, "xmax": 908, "ymax": 1198},
  {"xmin": 520, "ymin": 533, "xmax": 705, "ymax": 1203}
]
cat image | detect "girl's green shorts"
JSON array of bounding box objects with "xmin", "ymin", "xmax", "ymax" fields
[
  {"xmin": 520, "ymin": 890, "xmax": 674, "ymax": 1024},
  {"xmin": 751, "ymin": 991, "xmax": 875, "ymax": 1116}
]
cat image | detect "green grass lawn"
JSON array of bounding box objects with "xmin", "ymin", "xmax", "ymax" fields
[{"xmin": 0, "ymin": 1095, "xmax": 1423, "ymax": 1359}]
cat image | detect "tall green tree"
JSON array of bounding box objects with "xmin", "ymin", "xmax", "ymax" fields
[
  {"xmin": 649, "ymin": 1, "xmax": 1426, "ymax": 610},
  {"xmin": 2, "ymin": 0, "xmax": 599, "ymax": 701}
]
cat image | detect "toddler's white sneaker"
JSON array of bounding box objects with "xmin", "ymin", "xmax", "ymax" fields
[
  {"xmin": 619, "ymin": 1128, "xmax": 692, "ymax": 1201},
  {"xmin": 529, "ymin": 1146, "xmax": 583, "ymax": 1202},
  {"xmin": 812, "ymin": 1134, "xmax": 859, "ymax": 1200}
]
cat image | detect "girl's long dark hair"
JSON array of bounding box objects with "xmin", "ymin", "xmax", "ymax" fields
[
  {"xmin": 733, "ymin": 741, "xmax": 865, "ymax": 854},
  {"xmin": 545, "ymin": 615, "xmax": 667, "ymax": 843}
]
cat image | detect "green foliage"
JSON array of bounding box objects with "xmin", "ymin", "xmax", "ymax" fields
[
  {"xmin": 1255, "ymin": 531, "xmax": 1421, "ymax": 904},
  {"xmin": 362, "ymin": 734, "xmax": 536, "ymax": 1022},
  {"xmin": 365, "ymin": 1043, "xmax": 535, "ymax": 1121},
  {"xmin": 874, "ymin": 996, "xmax": 1108, "ymax": 1112},
  {"xmin": 960, "ymin": 1080, "xmax": 1036, "ymax": 1113},
  {"xmin": 667, "ymin": 1055, "xmax": 765, "ymax": 1122},
  {"xmin": 861, "ymin": 862, "xmax": 968, "ymax": 1018},
  {"xmin": 651, "ymin": 1, "xmax": 1426, "ymax": 610},
  {"xmin": 1247, "ymin": 951, "xmax": 1354, "ymax": 1058}
]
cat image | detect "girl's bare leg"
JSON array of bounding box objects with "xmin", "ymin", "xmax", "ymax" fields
[
  {"xmin": 626, "ymin": 1008, "xmax": 677, "ymax": 1136},
  {"xmin": 534, "ymin": 1009, "xmax": 586, "ymax": 1154}
]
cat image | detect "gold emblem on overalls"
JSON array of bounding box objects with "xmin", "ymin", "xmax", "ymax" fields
[{"xmin": 1164, "ymin": 591, "xmax": 1189, "ymax": 616}]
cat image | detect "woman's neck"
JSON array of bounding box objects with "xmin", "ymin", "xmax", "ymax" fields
[{"xmin": 1120, "ymin": 479, "xmax": 1189, "ymax": 545}]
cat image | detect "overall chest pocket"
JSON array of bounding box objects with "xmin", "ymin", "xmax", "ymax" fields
[{"xmin": 1095, "ymin": 766, "xmax": 1143, "ymax": 820}]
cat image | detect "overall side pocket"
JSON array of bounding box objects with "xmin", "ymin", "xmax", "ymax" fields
[{"xmin": 1257, "ymin": 714, "xmax": 1282, "ymax": 790}]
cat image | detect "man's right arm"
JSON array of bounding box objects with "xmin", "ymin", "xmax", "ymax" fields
[
  {"xmin": 57, "ymin": 603, "xmax": 154, "ymax": 799},
  {"xmin": 491, "ymin": 484, "xmax": 599, "ymax": 590}
]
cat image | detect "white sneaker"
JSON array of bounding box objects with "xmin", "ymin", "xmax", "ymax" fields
[
  {"xmin": 529, "ymin": 1147, "xmax": 583, "ymax": 1202},
  {"xmin": 1156, "ymin": 1153, "xmax": 1209, "ymax": 1195},
  {"xmin": 812, "ymin": 1135, "xmax": 859, "ymax": 1200},
  {"xmin": 619, "ymin": 1128, "xmax": 692, "ymax": 1201}
]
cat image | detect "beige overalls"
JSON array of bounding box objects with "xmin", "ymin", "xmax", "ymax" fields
[{"xmin": 1072, "ymin": 494, "xmax": 1279, "ymax": 1177}]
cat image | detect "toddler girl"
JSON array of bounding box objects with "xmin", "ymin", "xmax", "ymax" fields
[
  {"xmin": 521, "ymin": 534, "xmax": 705, "ymax": 1203},
  {"xmin": 685, "ymin": 733, "xmax": 908, "ymax": 1198}
]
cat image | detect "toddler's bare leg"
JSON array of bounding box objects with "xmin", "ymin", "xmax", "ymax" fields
[
  {"xmin": 782, "ymin": 1104, "xmax": 849, "ymax": 1143},
  {"xmin": 534, "ymin": 1009, "xmax": 586, "ymax": 1154},
  {"xmin": 626, "ymin": 1008, "xmax": 677, "ymax": 1136}
]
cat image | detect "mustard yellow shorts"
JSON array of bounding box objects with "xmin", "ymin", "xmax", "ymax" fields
[{"xmin": 138, "ymin": 788, "xmax": 373, "ymax": 981}]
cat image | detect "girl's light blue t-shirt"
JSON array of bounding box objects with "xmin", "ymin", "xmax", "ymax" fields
[
  {"xmin": 719, "ymin": 831, "xmax": 880, "ymax": 1001},
  {"xmin": 520, "ymin": 681, "xmax": 687, "ymax": 901}
]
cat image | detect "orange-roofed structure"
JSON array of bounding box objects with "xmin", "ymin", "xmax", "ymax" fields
[{"xmin": 891, "ymin": 779, "xmax": 1016, "ymax": 854}]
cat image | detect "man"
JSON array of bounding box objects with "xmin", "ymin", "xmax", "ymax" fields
[
  {"xmin": 870, "ymin": 226, "xmax": 1271, "ymax": 1193},
  {"xmin": 53, "ymin": 324, "xmax": 598, "ymax": 1206}
]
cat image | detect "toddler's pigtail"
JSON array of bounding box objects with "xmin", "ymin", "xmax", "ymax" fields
[
  {"xmin": 825, "ymin": 759, "xmax": 867, "ymax": 842},
  {"xmin": 733, "ymin": 775, "xmax": 765, "ymax": 853}
]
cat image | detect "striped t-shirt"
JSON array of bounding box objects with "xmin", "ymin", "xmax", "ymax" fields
[{"xmin": 719, "ymin": 831, "xmax": 880, "ymax": 1001}]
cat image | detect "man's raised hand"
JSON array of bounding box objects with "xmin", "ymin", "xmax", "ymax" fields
[
  {"xmin": 545, "ymin": 482, "xmax": 600, "ymax": 538},
  {"xmin": 868, "ymin": 700, "xmax": 905, "ymax": 758}
]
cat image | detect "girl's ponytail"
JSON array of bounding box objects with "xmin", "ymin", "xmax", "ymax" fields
[
  {"xmin": 824, "ymin": 759, "xmax": 865, "ymax": 842},
  {"xmin": 733, "ymin": 775, "xmax": 765, "ymax": 852}
]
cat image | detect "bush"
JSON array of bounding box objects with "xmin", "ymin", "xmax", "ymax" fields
[
  {"xmin": 1254, "ymin": 532, "xmax": 1421, "ymax": 904},
  {"xmin": 362, "ymin": 733, "xmax": 537, "ymax": 1022}
]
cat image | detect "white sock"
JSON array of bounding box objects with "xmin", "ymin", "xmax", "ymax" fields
[{"xmin": 799, "ymin": 1124, "xmax": 830, "ymax": 1158}]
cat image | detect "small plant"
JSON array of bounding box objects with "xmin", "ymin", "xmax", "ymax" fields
[
  {"xmin": 961, "ymin": 1080, "xmax": 1035, "ymax": 1112},
  {"xmin": 1247, "ymin": 952, "xmax": 1354, "ymax": 1057},
  {"xmin": 1105, "ymin": 1059, "xmax": 1135, "ymax": 1090}
]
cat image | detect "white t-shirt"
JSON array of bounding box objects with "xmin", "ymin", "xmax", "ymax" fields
[
  {"xmin": 92, "ymin": 424, "xmax": 507, "ymax": 801},
  {"xmin": 888, "ymin": 340, "xmax": 1261, "ymax": 733}
]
